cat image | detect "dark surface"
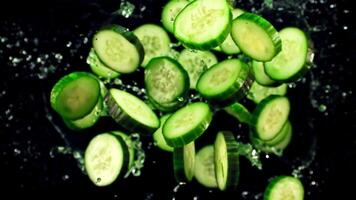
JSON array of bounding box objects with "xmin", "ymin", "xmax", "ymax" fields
[{"xmin": 0, "ymin": 0, "xmax": 355, "ymax": 199}]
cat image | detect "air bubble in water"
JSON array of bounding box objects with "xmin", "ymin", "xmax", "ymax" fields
[{"xmin": 318, "ymin": 104, "xmax": 327, "ymax": 112}]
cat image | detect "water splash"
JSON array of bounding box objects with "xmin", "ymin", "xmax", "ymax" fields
[
  {"xmin": 113, "ymin": 0, "xmax": 136, "ymax": 18},
  {"xmin": 236, "ymin": 143, "xmax": 262, "ymax": 170},
  {"xmin": 125, "ymin": 133, "xmax": 146, "ymax": 177}
]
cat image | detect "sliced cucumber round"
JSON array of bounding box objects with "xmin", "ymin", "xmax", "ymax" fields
[
  {"xmin": 224, "ymin": 102, "xmax": 252, "ymax": 125},
  {"xmin": 163, "ymin": 102, "xmax": 212, "ymax": 147},
  {"xmin": 214, "ymin": 131, "xmax": 239, "ymax": 191},
  {"xmin": 50, "ymin": 72, "xmax": 101, "ymax": 120},
  {"xmin": 93, "ymin": 25, "xmax": 144, "ymax": 73},
  {"xmin": 252, "ymin": 95, "xmax": 290, "ymax": 141},
  {"xmin": 84, "ymin": 133, "xmax": 129, "ymax": 186},
  {"xmin": 252, "ymin": 60, "xmax": 276, "ymax": 86},
  {"xmin": 174, "ymin": 0, "xmax": 232, "ymax": 50},
  {"xmin": 231, "ymin": 12, "xmax": 281, "ymax": 61},
  {"xmin": 133, "ymin": 24, "xmax": 171, "ymax": 67},
  {"xmin": 247, "ymin": 82, "xmax": 288, "ymax": 104},
  {"xmin": 173, "ymin": 141, "xmax": 195, "ymax": 182},
  {"xmin": 161, "ymin": 0, "xmax": 190, "ymax": 33},
  {"xmin": 265, "ymin": 27, "xmax": 309, "ymax": 82},
  {"xmin": 194, "ymin": 145, "xmax": 218, "ymax": 188},
  {"xmin": 153, "ymin": 114, "xmax": 174, "ymax": 152},
  {"xmin": 105, "ymin": 89, "xmax": 160, "ymax": 134},
  {"xmin": 264, "ymin": 176, "xmax": 304, "ymax": 200},
  {"xmin": 197, "ymin": 59, "xmax": 253, "ymax": 106},
  {"xmin": 178, "ymin": 49, "xmax": 218, "ymax": 89},
  {"xmin": 145, "ymin": 56, "xmax": 189, "ymax": 112},
  {"xmin": 87, "ymin": 48, "xmax": 120, "ymax": 79}
]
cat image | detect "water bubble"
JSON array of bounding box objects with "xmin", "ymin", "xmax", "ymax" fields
[
  {"xmin": 343, "ymin": 26, "xmax": 348, "ymax": 30},
  {"xmin": 62, "ymin": 174, "xmax": 70, "ymax": 180},
  {"xmin": 318, "ymin": 104, "xmax": 327, "ymax": 112}
]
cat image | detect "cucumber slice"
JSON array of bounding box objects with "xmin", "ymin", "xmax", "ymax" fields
[
  {"xmin": 231, "ymin": 13, "xmax": 281, "ymax": 61},
  {"xmin": 161, "ymin": 0, "xmax": 190, "ymax": 33},
  {"xmin": 163, "ymin": 102, "xmax": 212, "ymax": 147},
  {"xmin": 63, "ymin": 96, "xmax": 103, "ymax": 130},
  {"xmin": 84, "ymin": 133, "xmax": 129, "ymax": 186},
  {"xmin": 145, "ymin": 56, "xmax": 190, "ymax": 112},
  {"xmin": 50, "ymin": 72, "xmax": 100, "ymax": 120},
  {"xmin": 214, "ymin": 131, "xmax": 239, "ymax": 191},
  {"xmin": 247, "ymin": 82, "xmax": 288, "ymax": 104},
  {"xmin": 194, "ymin": 145, "xmax": 218, "ymax": 188},
  {"xmin": 265, "ymin": 27, "xmax": 309, "ymax": 82},
  {"xmin": 133, "ymin": 24, "xmax": 171, "ymax": 67},
  {"xmin": 105, "ymin": 89, "xmax": 160, "ymax": 134},
  {"xmin": 264, "ymin": 120, "xmax": 292, "ymax": 146},
  {"xmin": 252, "ymin": 95, "xmax": 290, "ymax": 141},
  {"xmin": 224, "ymin": 102, "xmax": 252, "ymax": 125},
  {"xmin": 93, "ymin": 25, "xmax": 144, "ymax": 73},
  {"xmin": 173, "ymin": 141, "xmax": 195, "ymax": 182},
  {"xmin": 197, "ymin": 59, "xmax": 253, "ymax": 106},
  {"xmin": 153, "ymin": 114, "xmax": 174, "ymax": 152},
  {"xmin": 111, "ymin": 131, "xmax": 135, "ymax": 170},
  {"xmin": 178, "ymin": 49, "xmax": 218, "ymax": 89},
  {"xmin": 252, "ymin": 60, "xmax": 276, "ymax": 86},
  {"xmin": 87, "ymin": 48, "xmax": 120, "ymax": 79},
  {"xmin": 264, "ymin": 176, "xmax": 304, "ymax": 200},
  {"xmin": 174, "ymin": 0, "xmax": 232, "ymax": 50}
]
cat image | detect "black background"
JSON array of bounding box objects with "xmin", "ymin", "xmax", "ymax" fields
[{"xmin": 0, "ymin": 0, "xmax": 355, "ymax": 199}]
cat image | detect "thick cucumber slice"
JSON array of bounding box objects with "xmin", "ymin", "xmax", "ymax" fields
[
  {"xmin": 50, "ymin": 72, "xmax": 100, "ymax": 120},
  {"xmin": 111, "ymin": 131, "xmax": 135, "ymax": 170},
  {"xmin": 173, "ymin": 141, "xmax": 195, "ymax": 182},
  {"xmin": 178, "ymin": 49, "xmax": 218, "ymax": 89},
  {"xmin": 84, "ymin": 133, "xmax": 129, "ymax": 186},
  {"xmin": 133, "ymin": 24, "xmax": 171, "ymax": 67},
  {"xmin": 174, "ymin": 0, "xmax": 232, "ymax": 50},
  {"xmin": 219, "ymin": 8, "xmax": 245, "ymax": 55},
  {"xmin": 264, "ymin": 176, "xmax": 304, "ymax": 200},
  {"xmin": 163, "ymin": 102, "xmax": 212, "ymax": 147},
  {"xmin": 265, "ymin": 27, "xmax": 309, "ymax": 82},
  {"xmin": 252, "ymin": 60, "xmax": 276, "ymax": 86},
  {"xmin": 194, "ymin": 145, "xmax": 218, "ymax": 188},
  {"xmin": 247, "ymin": 82, "xmax": 288, "ymax": 104},
  {"xmin": 224, "ymin": 102, "xmax": 252, "ymax": 125},
  {"xmin": 153, "ymin": 114, "xmax": 174, "ymax": 152},
  {"xmin": 145, "ymin": 56, "xmax": 189, "ymax": 112},
  {"xmin": 252, "ymin": 95, "xmax": 290, "ymax": 141},
  {"xmin": 214, "ymin": 131, "xmax": 239, "ymax": 191},
  {"xmin": 231, "ymin": 13, "xmax": 281, "ymax": 61},
  {"xmin": 87, "ymin": 48, "xmax": 120, "ymax": 79},
  {"xmin": 63, "ymin": 96, "xmax": 103, "ymax": 130},
  {"xmin": 93, "ymin": 25, "xmax": 144, "ymax": 73},
  {"xmin": 105, "ymin": 89, "xmax": 160, "ymax": 134},
  {"xmin": 161, "ymin": 0, "xmax": 190, "ymax": 33},
  {"xmin": 197, "ymin": 59, "xmax": 253, "ymax": 106}
]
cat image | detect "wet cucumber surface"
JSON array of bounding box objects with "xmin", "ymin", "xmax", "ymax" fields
[{"xmin": 0, "ymin": 0, "xmax": 355, "ymax": 199}]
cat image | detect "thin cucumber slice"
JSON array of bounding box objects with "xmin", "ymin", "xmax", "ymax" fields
[
  {"xmin": 265, "ymin": 27, "xmax": 309, "ymax": 82},
  {"xmin": 174, "ymin": 0, "xmax": 232, "ymax": 50},
  {"xmin": 197, "ymin": 59, "xmax": 253, "ymax": 106},
  {"xmin": 219, "ymin": 8, "xmax": 245, "ymax": 55},
  {"xmin": 161, "ymin": 0, "xmax": 190, "ymax": 33},
  {"xmin": 63, "ymin": 96, "xmax": 103, "ymax": 130},
  {"xmin": 252, "ymin": 60, "xmax": 276, "ymax": 86},
  {"xmin": 145, "ymin": 56, "xmax": 190, "ymax": 112},
  {"xmin": 93, "ymin": 25, "xmax": 144, "ymax": 73},
  {"xmin": 111, "ymin": 131, "xmax": 135, "ymax": 170},
  {"xmin": 264, "ymin": 176, "xmax": 304, "ymax": 200},
  {"xmin": 252, "ymin": 95, "xmax": 290, "ymax": 141},
  {"xmin": 153, "ymin": 114, "xmax": 174, "ymax": 152},
  {"xmin": 163, "ymin": 102, "xmax": 212, "ymax": 147},
  {"xmin": 87, "ymin": 48, "xmax": 120, "ymax": 79},
  {"xmin": 224, "ymin": 102, "xmax": 252, "ymax": 125},
  {"xmin": 173, "ymin": 141, "xmax": 195, "ymax": 182},
  {"xmin": 178, "ymin": 49, "xmax": 218, "ymax": 89},
  {"xmin": 231, "ymin": 13, "xmax": 281, "ymax": 61},
  {"xmin": 133, "ymin": 24, "xmax": 171, "ymax": 67},
  {"xmin": 50, "ymin": 72, "xmax": 100, "ymax": 120},
  {"xmin": 214, "ymin": 131, "xmax": 239, "ymax": 191},
  {"xmin": 247, "ymin": 82, "xmax": 288, "ymax": 104},
  {"xmin": 84, "ymin": 133, "xmax": 129, "ymax": 186},
  {"xmin": 194, "ymin": 145, "xmax": 218, "ymax": 188},
  {"xmin": 105, "ymin": 89, "xmax": 160, "ymax": 134}
]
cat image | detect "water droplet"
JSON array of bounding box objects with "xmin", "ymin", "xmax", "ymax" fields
[
  {"xmin": 343, "ymin": 26, "xmax": 348, "ymax": 30},
  {"xmin": 62, "ymin": 174, "xmax": 70, "ymax": 180},
  {"xmin": 14, "ymin": 148, "xmax": 21, "ymax": 155},
  {"xmin": 114, "ymin": 1, "xmax": 135, "ymax": 18},
  {"xmin": 318, "ymin": 104, "xmax": 327, "ymax": 112},
  {"xmin": 83, "ymin": 37, "xmax": 88, "ymax": 44},
  {"xmin": 341, "ymin": 92, "xmax": 347, "ymax": 98},
  {"xmin": 66, "ymin": 41, "xmax": 72, "ymax": 47}
]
